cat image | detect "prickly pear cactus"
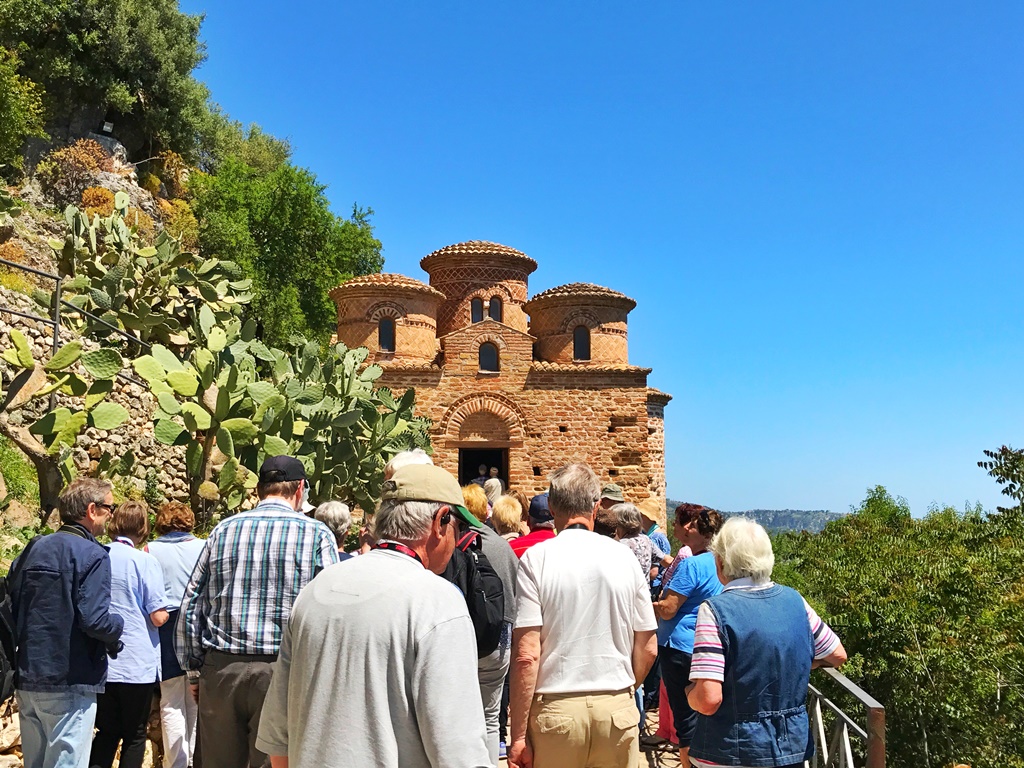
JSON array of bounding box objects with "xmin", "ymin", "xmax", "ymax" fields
[
  {"xmin": 40, "ymin": 196, "xmax": 252, "ymax": 349},
  {"xmin": 135, "ymin": 319, "xmax": 431, "ymax": 522},
  {"xmin": 0, "ymin": 330, "xmax": 133, "ymax": 511}
]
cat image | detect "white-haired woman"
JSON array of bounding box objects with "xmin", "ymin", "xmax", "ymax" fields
[
  {"xmin": 687, "ymin": 518, "xmax": 847, "ymax": 768},
  {"xmin": 611, "ymin": 503, "xmax": 656, "ymax": 581},
  {"xmin": 315, "ymin": 501, "xmax": 354, "ymax": 561}
]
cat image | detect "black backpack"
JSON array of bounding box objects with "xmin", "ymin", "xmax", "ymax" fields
[
  {"xmin": 0, "ymin": 575, "xmax": 17, "ymax": 704},
  {"xmin": 443, "ymin": 530, "xmax": 505, "ymax": 658}
]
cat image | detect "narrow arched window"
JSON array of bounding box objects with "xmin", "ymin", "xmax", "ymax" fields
[
  {"xmin": 479, "ymin": 342, "xmax": 499, "ymax": 372},
  {"xmin": 488, "ymin": 296, "xmax": 503, "ymax": 322},
  {"xmin": 573, "ymin": 325, "xmax": 590, "ymax": 361},
  {"xmin": 378, "ymin": 318, "xmax": 396, "ymax": 352},
  {"xmin": 471, "ymin": 298, "xmax": 484, "ymax": 323}
]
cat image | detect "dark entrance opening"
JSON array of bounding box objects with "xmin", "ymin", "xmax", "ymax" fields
[{"xmin": 458, "ymin": 448, "xmax": 508, "ymax": 487}]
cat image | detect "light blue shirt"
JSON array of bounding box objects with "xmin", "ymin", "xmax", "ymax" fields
[
  {"xmin": 656, "ymin": 551, "xmax": 723, "ymax": 652},
  {"xmin": 148, "ymin": 533, "xmax": 207, "ymax": 608},
  {"xmin": 106, "ymin": 538, "xmax": 169, "ymax": 683}
]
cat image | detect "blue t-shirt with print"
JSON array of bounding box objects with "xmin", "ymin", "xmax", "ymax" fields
[{"xmin": 656, "ymin": 551, "xmax": 722, "ymax": 652}]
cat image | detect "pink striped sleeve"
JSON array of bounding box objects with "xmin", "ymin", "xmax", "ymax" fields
[
  {"xmin": 802, "ymin": 598, "xmax": 841, "ymax": 659},
  {"xmin": 689, "ymin": 602, "xmax": 726, "ymax": 682}
]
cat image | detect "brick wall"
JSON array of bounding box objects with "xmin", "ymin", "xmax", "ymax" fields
[
  {"xmin": 334, "ymin": 289, "xmax": 441, "ymax": 363},
  {"xmin": 529, "ymin": 303, "xmax": 630, "ymax": 364}
]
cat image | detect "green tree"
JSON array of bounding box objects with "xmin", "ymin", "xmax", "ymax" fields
[
  {"xmin": 195, "ymin": 111, "xmax": 292, "ymax": 175},
  {"xmin": 0, "ymin": 47, "xmax": 47, "ymax": 175},
  {"xmin": 0, "ymin": 0, "xmax": 209, "ymax": 159},
  {"xmin": 190, "ymin": 158, "xmax": 383, "ymax": 346},
  {"xmin": 772, "ymin": 487, "xmax": 1024, "ymax": 768}
]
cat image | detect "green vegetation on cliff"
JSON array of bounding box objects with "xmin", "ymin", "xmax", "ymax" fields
[{"xmin": 0, "ymin": 0, "xmax": 382, "ymax": 343}]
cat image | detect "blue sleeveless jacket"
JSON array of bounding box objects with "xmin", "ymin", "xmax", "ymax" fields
[{"xmin": 690, "ymin": 584, "xmax": 814, "ymax": 767}]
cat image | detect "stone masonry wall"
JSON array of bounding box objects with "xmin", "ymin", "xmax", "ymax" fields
[
  {"xmin": 0, "ymin": 287, "xmax": 189, "ymax": 507},
  {"xmin": 381, "ymin": 362, "xmax": 666, "ymax": 522}
]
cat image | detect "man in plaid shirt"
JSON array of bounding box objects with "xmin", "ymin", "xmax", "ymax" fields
[{"xmin": 176, "ymin": 455, "xmax": 340, "ymax": 768}]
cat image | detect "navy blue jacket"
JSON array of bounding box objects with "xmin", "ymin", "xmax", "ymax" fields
[{"xmin": 8, "ymin": 523, "xmax": 124, "ymax": 693}]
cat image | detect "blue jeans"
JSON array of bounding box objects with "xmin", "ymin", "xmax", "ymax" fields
[{"xmin": 17, "ymin": 689, "xmax": 97, "ymax": 768}]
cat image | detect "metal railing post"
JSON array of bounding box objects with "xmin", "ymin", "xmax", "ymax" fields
[
  {"xmin": 49, "ymin": 276, "xmax": 62, "ymax": 412},
  {"xmin": 866, "ymin": 705, "xmax": 886, "ymax": 768}
]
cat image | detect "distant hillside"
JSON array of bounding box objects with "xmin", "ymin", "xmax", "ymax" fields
[{"xmin": 665, "ymin": 500, "xmax": 845, "ymax": 533}]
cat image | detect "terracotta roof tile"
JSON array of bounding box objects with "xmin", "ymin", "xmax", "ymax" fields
[
  {"xmin": 420, "ymin": 240, "xmax": 538, "ymax": 273},
  {"xmin": 647, "ymin": 388, "xmax": 674, "ymax": 404},
  {"xmin": 525, "ymin": 282, "xmax": 636, "ymax": 311},
  {"xmin": 329, "ymin": 273, "xmax": 445, "ymax": 300},
  {"xmin": 529, "ymin": 361, "xmax": 651, "ymax": 374},
  {"xmin": 379, "ymin": 360, "xmax": 444, "ymax": 371}
]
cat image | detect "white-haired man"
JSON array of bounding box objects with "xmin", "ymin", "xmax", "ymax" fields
[
  {"xmin": 508, "ymin": 463, "xmax": 658, "ymax": 768},
  {"xmin": 384, "ymin": 447, "xmax": 433, "ymax": 478},
  {"xmin": 256, "ymin": 464, "xmax": 491, "ymax": 768}
]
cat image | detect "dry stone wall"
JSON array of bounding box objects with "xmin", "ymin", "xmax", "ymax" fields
[{"xmin": 0, "ymin": 286, "xmax": 189, "ymax": 509}]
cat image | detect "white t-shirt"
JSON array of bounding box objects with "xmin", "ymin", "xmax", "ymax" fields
[{"xmin": 515, "ymin": 529, "xmax": 657, "ymax": 694}]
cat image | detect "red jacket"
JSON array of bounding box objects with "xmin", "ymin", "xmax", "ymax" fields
[{"xmin": 509, "ymin": 528, "xmax": 556, "ymax": 559}]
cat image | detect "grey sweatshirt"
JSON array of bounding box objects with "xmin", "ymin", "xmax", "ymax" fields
[{"xmin": 256, "ymin": 550, "xmax": 492, "ymax": 768}]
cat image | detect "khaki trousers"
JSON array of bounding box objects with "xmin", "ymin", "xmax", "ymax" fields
[{"xmin": 528, "ymin": 688, "xmax": 640, "ymax": 768}]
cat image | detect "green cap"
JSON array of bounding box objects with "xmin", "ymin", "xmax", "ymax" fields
[
  {"xmin": 601, "ymin": 483, "xmax": 625, "ymax": 502},
  {"xmin": 381, "ymin": 464, "xmax": 481, "ymax": 528}
]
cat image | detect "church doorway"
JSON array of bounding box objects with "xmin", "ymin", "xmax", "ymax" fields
[{"xmin": 458, "ymin": 448, "xmax": 508, "ymax": 487}]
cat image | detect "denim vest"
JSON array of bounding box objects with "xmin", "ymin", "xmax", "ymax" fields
[{"xmin": 690, "ymin": 584, "xmax": 814, "ymax": 767}]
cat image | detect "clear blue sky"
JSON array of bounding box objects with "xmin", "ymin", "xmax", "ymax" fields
[{"xmin": 181, "ymin": 1, "xmax": 1024, "ymax": 515}]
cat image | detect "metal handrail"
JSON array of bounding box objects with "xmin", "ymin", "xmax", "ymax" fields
[{"xmin": 808, "ymin": 668, "xmax": 885, "ymax": 768}]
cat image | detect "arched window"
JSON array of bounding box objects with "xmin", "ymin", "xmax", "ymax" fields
[
  {"xmin": 479, "ymin": 342, "xmax": 499, "ymax": 372},
  {"xmin": 471, "ymin": 298, "xmax": 484, "ymax": 323},
  {"xmin": 378, "ymin": 318, "xmax": 396, "ymax": 352},
  {"xmin": 573, "ymin": 325, "xmax": 591, "ymax": 361},
  {"xmin": 488, "ymin": 296, "xmax": 503, "ymax": 322}
]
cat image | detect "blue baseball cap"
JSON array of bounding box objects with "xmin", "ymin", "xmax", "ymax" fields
[{"xmin": 528, "ymin": 492, "xmax": 553, "ymax": 523}]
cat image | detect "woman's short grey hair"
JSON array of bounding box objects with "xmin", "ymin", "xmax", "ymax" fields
[
  {"xmin": 384, "ymin": 448, "xmax": 433, "ymax": 479},
  {"xmin": 548, "ymin": 463, "xmax": 600, "ymax": 517},
  {"xmin": 710, "ymin": 517, "xmax": 775, "ymax": 584},
  {"xmin": 611, "ymin": 503, "xmax": 642, "ymax": 536},
  {"xmin": 483, "ymin": 478, "xmax": 503, "ymax": 506},
  {"xmin": 373, "ymin": 499, "xmax": 445, "ymax": 542},
  {"xmin": 314, "ymin": 501, "xmax": 352, "ymax": 546},
  {"xmin": 58, "ymin": 477, "xmax": 112, "ymax": 524}
]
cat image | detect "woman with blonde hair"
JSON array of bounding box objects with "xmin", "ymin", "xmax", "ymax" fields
[
  {"xmin": 505, "ymin": 489, "xmax": 531, "ymax": 535},
  {"xmin": 91, "ymin": 501, "xmax": 170, "ymax": 768},
  {"xmin": 490, "ymin": 496, "xmax": 523, "ymax": 541},
  {"xmin": 147, "ymin": 501, "xmax": 206, "ymax": 768},
  {"xmin": 462, "ymin": 482, "xmax": 490, "ymax": 523}
]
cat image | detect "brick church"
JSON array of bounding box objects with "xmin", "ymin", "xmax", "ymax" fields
[{"xmin": 329, "ymin": 240, "xmax": 670, "ymax": 514}]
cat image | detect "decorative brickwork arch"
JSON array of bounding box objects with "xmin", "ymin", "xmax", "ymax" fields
[
  {"xmin": 559, "ymin": 309, "xmax": 601, "ymax": 333},
  {"xmin": 471, "ymin": 330, "xmax": 510, "ymax": 351},
  {"xmin": 366, "ymin": 301, "xmax": 407, "ymax": 322},
  {"xmin": 440, "ymin": 393, "xmax": 527, "ymax": 444}
]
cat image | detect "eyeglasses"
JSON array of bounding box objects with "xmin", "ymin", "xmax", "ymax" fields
[{"xmin": 94, "ymin": 502, "xmax": 114, "ymax": 513}]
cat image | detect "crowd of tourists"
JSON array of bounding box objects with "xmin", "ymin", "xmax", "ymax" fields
[{"xmin": 6, "ymin": 449, "xmax": 846, "ymax": 768}]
